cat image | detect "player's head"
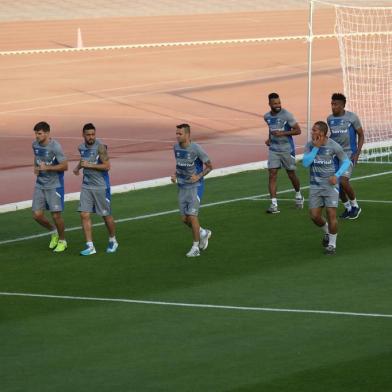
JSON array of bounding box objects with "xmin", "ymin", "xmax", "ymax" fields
[
  {"xmin": 331, "ymin": 93, "xmax": 346, "ymax": 116},
  {"xmin": 176, "ymin": 123, "xmax": 191, "ymax": 144},
  {"xmin": 312, "ymin": 120, "xmax": 328, "ymax": 139},
  {"xmin": 33, "ymin": 121, "xmax": 50, "ymax": 143},
  {"xmin": 82, "ymin": 123, "xmax": 96, "ymax": 145},
  {"xmin": 268, "ymin": 92, "xmax": 281, "ymax": 113}
]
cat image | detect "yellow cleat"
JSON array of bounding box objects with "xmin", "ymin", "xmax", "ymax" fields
[
  {"xmin": 49, "ymin": 233, "xmax": 59, "ymax": 249},
  {"xmin": 53, "ymin": 240, "xmax": 67, "ymax": 253}
]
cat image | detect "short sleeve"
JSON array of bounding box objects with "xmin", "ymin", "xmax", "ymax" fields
[
  {"xmin": 53, "ymin": 141, "xmax": 67, "ymax": 163},
  {"xmin": 285, "ymin": 111, "xmax": 297, "ymax": 127},
  {"xmin": 194, "ymin": 144, "xmax": 210, "ymax": 163}
]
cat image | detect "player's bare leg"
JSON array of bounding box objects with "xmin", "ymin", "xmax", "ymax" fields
[
  {"xmin": 287, "ymin": 169, "xmax": 304, "ymax": 208},
  {"xmin": 182, "ymin": 215, "xmax": 201, "ymax": 257},
  {"xmin": 33, "ymin": 210, "xmax": 55, "ymax": 231},
  {"xmin": 80, "ymin": 212, "xmax": 93, "ymax": 242},
  {"xmin": 266, "ymin": 168, "xmax": 280, "ymax": 213},
  {"xmin": 310, "ymin": 207, "xmax": 330, "ymax": 250},
  {"xmin": 103, "ymin": 215, "xmax": 116, "ymax": 238}
]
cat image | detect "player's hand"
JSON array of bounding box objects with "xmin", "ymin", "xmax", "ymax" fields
[
  {"xmin": 73, "ymin": 167, "xmax": 80, "ymax": 176},
  {"xmin": 265, "ymin": 139, "xmax": 270, "ymax": 146},
  {"xmin": 171, "ymin": 174, "xmax": 177, "ymax": 183},
  {"xmin": 312, "ymin": 133, "xmax": 323, "ymax": 148},
  {"xmin": 351, "ymin": 153, "xmax": 359, "ymax": 165},
  {"xmin": 34, "ymin": 166, "xmax": 40, "ymax": 176},
  {"xmin": 329, "ymin": 176, "xmax": 337, "ymax": 185},
  {"xmin": 190, "ymin": 174, "xmax": 201, "ymax": 183},
  {"xmin": 38, "ymin": 162, "xmax": 47, "ymax": 171},
  {"xmin": 80, "ymin": 160, "xmax": 90, "ymax": 169},
  {"xmin": 271, "ymin": 130, "xmax": 284, "ymax": 137}
]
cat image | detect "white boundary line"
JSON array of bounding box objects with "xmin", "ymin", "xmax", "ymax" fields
[
  {"xmin": 1, "ymin": 168, "xmax": 391, "ymax": 246},
  {"xmin": 0, "ymin": 291, "xmax": 391, "ymax": 319},
  {"xmin": 1, "ymin": 32, "xmax": 391, "ymax": 57}
]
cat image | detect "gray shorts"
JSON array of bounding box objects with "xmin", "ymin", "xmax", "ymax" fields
[
  {"xmin": 32, "ymin": 187, "xmax": 64, "ymax": 212},
  {"xmin": 309, "ymin": 186, "xmax": 339, "ymax": 209},
  {"xmin": 178, "ymin": 185, "xmax": 203, "ymax": 216},
  {"xmin": 78, "ymin": 187, "xmax": 112, "ymax": 216},
  {"xmin": 268, "ymin": 150, "xmax": 296, "ymax": 170}
]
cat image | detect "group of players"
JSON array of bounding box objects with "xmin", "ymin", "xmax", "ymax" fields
[{"xmin": 31, "ymin": 92, "xmax": 363, "ymax": 257}]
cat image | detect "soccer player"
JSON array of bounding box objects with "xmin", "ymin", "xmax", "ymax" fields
[
  {"xmin": 171, "ymin": 123, "xmax": 212, "ymax": 257},
  {"xmin": 73, "ymin": 123, "xmax": 118, "ymax": 256},
  {"xmin": 327, "ymin": 93, "xmax": 365, "ymax": 219},
  {"xmin": 32, "ymin": 121, "xmax": 68, "ymax": 252},
  {"xmin": 303, "ymin": 121, "xmax": 351, "ymax": 255},
  {"xmin": 264, "ymin": 92, "xmax": 304, "ymax": 213}
]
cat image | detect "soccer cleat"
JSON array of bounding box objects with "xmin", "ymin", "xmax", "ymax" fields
[
  {"xmin": 106, "ymin": 241, "xmax": 119, "ymax": 253},
  {"xmin": 80, "ymin": 246, "xmax": 96, "ymax": 256},
  {"xmin": 322, "ymin": 234, "xmax": 329, "ymax": 248},
  {"xmin": 339, "ymin": 209, "xmax": 351, "ymax": 219},
  {"xmin": 348, "ymin": 207, "xmax": 361, "ymax": 220},
  {"xmin": 324, "ymin": 245, "xmax": 336, "ymax": 255},
  {"xmin": 295, "ymin": 196, "xmax": 305, "ymax": 209},
  {"xmin": 199, "ymin": 230, "xmax": 212, "ymax": 251},
  {"xmin": 186, "ymin": 246, "xmax": 200, "ymax": 257},
  {"xmin": 53, "ymin": 240, "xmax": 67, "ymax": 253},
  {"xmin": 49, "ymin": 233, "xmax": 59, "ymax": 249},
  {"xmin": 266, "ymin": 204, "xmax": 280, "ymax": 214}
]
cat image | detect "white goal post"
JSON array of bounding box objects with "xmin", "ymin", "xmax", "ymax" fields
[{"xmin": 308, "ymin": 0, "xmax": 392, "ymax": 163}]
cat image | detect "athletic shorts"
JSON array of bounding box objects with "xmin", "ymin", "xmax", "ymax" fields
[
  {"xmin": 334, "ymin": 157, "xmax": 353, "ymax": 179},
  {"xmin": 32, "ymin": 187, "xmax": 64, "ymax": 212},
  {"xmin": 308, "ymin": 186, "xmax": 339, "ymax": 209},
  {"xmin": 268, "ymin": 150, "xmax": 296, "ymax": 170},
  {"xmin": 178, "ymin": 183, "xmax": 204, "ymax": 216},
  {"xmin": 78, "ymin": 187, "xmax": 111, "ymax": 216}
]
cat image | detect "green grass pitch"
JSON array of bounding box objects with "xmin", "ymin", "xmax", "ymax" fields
[{"xmin": 1, "ymin": 163, "xmax": 392, "ymax": 391}]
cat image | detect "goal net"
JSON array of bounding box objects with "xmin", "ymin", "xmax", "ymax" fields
[{"xmin": 328, "ymin": 1, "xmax": 392, "ymax": 162}]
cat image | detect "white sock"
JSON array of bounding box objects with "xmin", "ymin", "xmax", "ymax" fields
[
  {"xmin": 343, "ymin": 201, "xmax": 352, "ymax": 211},
  {"xmin": 350, "ymin": 198, "xmax": 359, "ymax": 208},
  {"xmin": 295, "ymin": 191, "xmax": 302, "ymax": 198},
  {"xmin": 321, "ymin": 222, "xmax": 329, "ymax": 234},
  {"xmin": 271, "ymin": 198, "xmax": 278, "ymax": 206},
  {"xmin": 328, "ymin": 233, "xmax": 337, "ymax": 248},
  {"xmin": 193, "ymin": 241, "xmax": 199, "ymax": 248},
  {"xmin": 109, "ymin": 236, "xmax": 117, "ymax": 243},
  {"xmin": 199, "ymin": 228, "xmax": 207, "ymax": 237},
  {"xmin": 87, "ymin": 241, "xmax": 94, "ymax": 249}
]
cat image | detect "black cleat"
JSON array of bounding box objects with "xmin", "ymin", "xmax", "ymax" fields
[
  {"xmin": 322, "ymin": 234, "xmax": 329, "ymax": 248},
  {"xmin": 339, "ymin": 209, "xmax": 351, "ymax": 219},
  {"xmin": 349, "ymin": 207, "xmax": 361, "ymax": 220},
  {"xmin": 324, "ymin": 245, "xmax": 336, "ymax": 255}
]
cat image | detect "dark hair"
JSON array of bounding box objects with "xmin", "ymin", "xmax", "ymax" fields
[
  {"xmin": 314, "ymin": 121, "xmax": 328, "ymax": 135},
  {"xmin": 331, "ymin": 93, "xmax": 346, "ymax": 105},
  {"xmin": 268, "ymin": 92, "xmax": 280, "ymax": 101},
  {"xmin": 33, "ymin": 121, "xmax": 50, "ymax": 133},
  {"xmin": 83, "ymin": 123, "xmax": 96, "ymax": 133},
  {"xmin": 176, "ymin": 123, "xmax": 190, "ymax": 133}
]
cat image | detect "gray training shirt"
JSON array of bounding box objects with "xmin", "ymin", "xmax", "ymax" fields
[
  {"xmin": 174, "ymin": 142, "xmax": 210, "ymax": 188},
  {"xmin": 264, "ymin": 108, "xmax": 297, "ymax": 154},
  {"xmin": 32, "ymin": 139, "xmax": 66, "ymax": 189},
  {"xmin": 78, "ymin": 140, "xmax": 110, "ymax": 190},
  {"xmin": 304, "ymin": 138, "xmax": 348, "ymax": 190}
]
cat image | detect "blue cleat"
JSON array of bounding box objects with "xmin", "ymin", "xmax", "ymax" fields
[
  {"xmin": 339, "ymin": 209, "xmax": 351, "ymax": 219},
  {"xmin": 349, "ymin": 207, "xmax": 361, "ymax": 220},
  {"xmin": 106, "ymin": 241, "xmax": 119, "ymax": 253},
  {"xmin": 80, "ymin": 247, "xmax": 96, "ymax": 256}
]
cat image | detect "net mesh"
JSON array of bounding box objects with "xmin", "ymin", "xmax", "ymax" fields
[{"xmin": 334, "ymin": 3, "xmax": 392, "ymax": 162}]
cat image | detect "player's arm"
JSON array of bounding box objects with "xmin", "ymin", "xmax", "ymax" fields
[
  {"xmin": 351, "ymin": 126, "xmax": 365, "ymax": 164},
  {"xmin": 73, "ymin": 160, "xmax": 82, "ymax": 175},
  {"xmin": 191, "ymin": 160, "xmax": 213, "ymax": 183},
  {"xmin": 272, "ymin": 122, "xmax": 301, "ymax": 137},
  {"xmin": 38, "ymin": 160, "xmax": 68, "ymax": 172},
  {"xmin": 81, "ymin": 145, "xmax": 110, "ymax": 171},
  {"xmin": 329, "ymin": 148, "xmax": 350, "ymax": 185}
]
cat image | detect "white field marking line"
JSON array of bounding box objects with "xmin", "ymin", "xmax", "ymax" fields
[
  {"xmin": 0, "ymin": 291, "xmax": 391, "ymax": 319},
  {"xmin": 1, "ymin": 169, "xmax": 391, "ymax": 246},
  {"xmin": 2, "ymin": 32, "xmax": 387, "ymax": 57},
  {"xmin": 251, "ymin": 197, "xmax": 392, "ymax": 204}
]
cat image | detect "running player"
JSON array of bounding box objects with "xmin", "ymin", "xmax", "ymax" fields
[
  {"xmin": 73, "ymin": 123, "xmax": 118, "ymax": 256},
  {"xmin": 32, "ymin": 121, "xmax": 68, "ymax": 252},
  {"xmin": 264, "ymin": 92, "xmax": 304, "ymax": 213},
  {"xmin": 171, "ymin": 123, "xmax": 212, "ymax": 257},
  {"xmin": 327, "ymin": 93, "xmax": 365, "ymax": 219},
  {"xmin": 303, "ymin": 121, "xmax": 351, "ymax": 255}
]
